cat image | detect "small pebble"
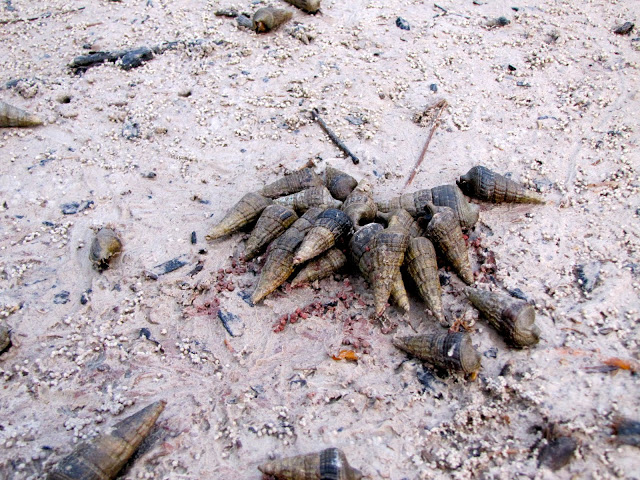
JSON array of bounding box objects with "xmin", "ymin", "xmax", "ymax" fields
[{"xmin": 396, "ymin": 17, "xmax": 410, "ymax": 31}]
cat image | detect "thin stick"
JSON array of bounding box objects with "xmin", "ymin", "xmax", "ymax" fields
[
  {"xmin": 403, "ymin": 99, "xmax": 448, "ymax": 189},
  {"xmin": 0, "ymin": 6, "xmax": 85, "ymax": 25},
  {"xmin": 312, "ymin": 109, "xmax": 360, "ymax": 165}
]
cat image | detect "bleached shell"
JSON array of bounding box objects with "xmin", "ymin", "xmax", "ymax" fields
[
  {"xmin": 0, "ymin": 100, "xmax": 43, "ymax": 127},
  {"xmin": 258, "ymin": 447, "xmax": 363, "ymax": 480}
]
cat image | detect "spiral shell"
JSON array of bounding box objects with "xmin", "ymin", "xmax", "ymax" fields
[
  {"xmin": 430, "ymin": 184, "xmax": 479, "ymax": 230},
  {"xmin": 0, "ymin": 324, "xmax": 11, "ymax": 354},
  {"xmin": 274, "ymin": 186, "xmax": 342, "ymax": 213},
  {"xmin": 258, "ymin": 447, "xmax": 363, "ymax": 480},
  {"xmin": 393, "ymin": 332, "xmax": 481, "ymax": 375},
  {"xmin": 0, "ymin": 100, "xmax": 43, "ymax": 127},
  {"xmin": 324, "ymin": 166, "xmax": 358, "ymax": 201},
  {"xmin": 206, "ymin": 192, "xmax": 272, "ymax": 241},
  {"xmin": 342, "ymin": 179, "xmax": 376, "ymax": 228},
  {"xmin": 405, "ymin": 237, "xmax": 447, "ymax": 327},
  {"xmin": 89, "ymin": 228, "xmax": 122, "ymax": 271},
  {"xmin": 376, "ymin": 189, "xmax": 433, "ymax": 217},
  {"xmin": 464, "ymin": 287, "xmax": 540, "ymax": 347},
  {"xmin": 457, "ymin": 165, "xmax": 545, "ymax": 204},
  {"xmin": 251, "ymin": 208, "xmax": 323, "ymax": 304},
  {"xmin": 291, "ymin": 248, "xmax": 347, "ymax": 287},
  {"xmin": 283, "ymin": 0, "xmax": 322, "ymax": 14},
  {"xmin": 259, "ymin": 168, "xmax": 323, "ymax": 199},
  {"xmin": 47, "ymin": 400, "xmax": 166, "ymax": 480},
  {"xmin": 377, "ymin": 208, "xmax": 423, "ymax": 238},
  {"xmin": 424, "ymin": 203, "xmax": 474, "ymax": 285},
  {"xmin": 243, "ymin": 205, "xmax": 298, "ymax": 260},
  {"xmin": 253, "ymin": 7, "xmax": 293, "ymax": 33},
  {"xmin": 293, "ymin": 208, "xmax": 352, "ymax": 265}
]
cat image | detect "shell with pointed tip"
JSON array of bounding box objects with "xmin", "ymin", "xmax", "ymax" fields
[
  {"xmin": 377, "ymin": 208, "xmax": 423, "ymax": 238},
  {"xmin": 0, "ymin": 324, "xmax": 10, "ymax": 354},
  {"xmin": 206, "ymin": 192, "xmax": 272, "ymax": 241},
  {"xmin": 244, "ymin": 205, "xmax": 298, "ymax": 260},
  {"xmin": 430, "ymin": 184, "xmax": 479, "ymax": 230},
  {"xmin": 405, "ymin": 237, "xmax": 447, "ymax": 327},
  {"xmin": 260, "ymin": 168, "xmax": 323, "ymax": 199},
  {"xmin": 324, "ymin": 166, "xmax": 358, "ymax": 201},
  {"xmin": 342, "ymin": 179, "xmax": 376, "ymax": 227},
  {"xmin": 457, "ymin": 165, "xmax": 545, "ymax": 204},
  {"xmin": 274, "ymin": 186, "xmax": 342, "ymax": 213},
  {"xmin": 47, "ymin": 400, "xmax": 166, "ymax": 480},
  {"xmin": 293, "ymin": 208, "xmax": 352, "ymax": 265},
  {"xmin": 376, "ymin": 189, "xmax": 434, "ymax": 217},
  {"xmin": 291, "ymin": 248, "xmax": 346, "ymax": 287},
  {"xmin": 283, "ymin": 0, "xmax": 321, "ymax": 14},
  {"xmin": 89, "ymin": 228, "xmax": 122, "ymax": 271},
  {"xmin": 258, "ymin": 447, "xmax": 363, "ymax": 480},
  {"xmin": 253, "ymin": 7, "xmax": 293, "ymax": 33},
  {"xmin": 0, "ymin": 100, "xmax": 43, "ymax": 127},
  {"xmin": 464, "ymin": 287, "xmax": 540, "ymax": 347},
  {"xmin": 251, "ymin": 208, "xmax": 323, "ymax": 304},
  {"xmin": 424, "ymin": 203, "xmax": 474, "ymax": 285},
  {"xmin": 393, "ymin": 332, "xmax": 481, "ymax": 375}
]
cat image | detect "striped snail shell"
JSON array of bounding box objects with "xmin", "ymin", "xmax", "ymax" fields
[
  {"xmin": 291, "ymin": 248, "xmax": 347, "ymax": 287},
  {"xmin": 341, "ymin": 178, "xmax": 376, "ymax": 228},
  {"xmin": 293, "ymin": 208, "xmax": 352, "ymax": 265},
  {"xmin": 258, "ymin": 447, "xmax": 363, "ymax": 480},
  {"xmin": 457, "ymin": 165, "xmax": 545, "ymax": 204},
  {"xmin": 274, "ymin": 186, "xmax": 342, "ymax": 213},
  {"xmin": 324, "ymin": 166, "xmax": 358, "ymax": 201},
  {"xmin": 253, "ymin": 7, "xmax": 293, "ymax": 33},
  {"xmin": 89, "ymin": 228, "xmax": 122, "ymax": 271},
  {"xmin": 243, "ymin": 205, "xmax": 298, "ymax": 260},
  {"xmin": 0, "ymin": 100, "xmax": 43, "ymax": 127},
  {"xmin": 206, "ymin": 192, "xmax": 272, "ymax": 241},
  {"xmin": 283, "ymin": 0, "xmax": 322, "ymax": 14},
  {"xmin": 259, "ymin": 168, "xmax": 323, "ymax": 199},
  {"xmin": 376, "ymin": 189, "xmax": 433, "ymax": 217},
  {"xmin": 377, "ymin": 208, "xmax": 423, "ymax": 238},
  {"xmin": 430, "ymin": 184, "xmax": 479, "ymax": 230}
]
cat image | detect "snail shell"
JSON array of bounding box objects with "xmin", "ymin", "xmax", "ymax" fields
[
  {"xmin": 283, "ymin": 0, "xmax": 321, "ymax": 14},
  {"xmin": 341, "ymin": 178, "xmax": 376, "ymax": 228},
  {"xmin": 253, "ymin": 7, "xmax": 293, "ymax": 33},
  {"xmin": 464, "ymin": 287, "xmax": 540, "ymax": 347},
  {"xmin": 274, "ymin": 186, "xmax": 342, "ymax": 213},
  {"xmin": 291, "ymin": 248, "xmax": 346, "ymax": 287},
  {"xmin": 259, "ymin": 168, "xmax": 323, "ymax": 199},
  {"xmin": 0, "ymin": 324, "xmax": 11, "ymax": 354},
  {"xmin": 258, "ymin": 447, "xmax": 363, "ymax": 480},
  {"xmin": 430, "ymin": 184, "xmax": 479, "ymax": 230},
  {"xmin": 0, "ymin": 100, "xmax": 43, "ymax": 128},
  {"xmin": 251, "ymin": 208, "xmax": 323, "ymax": 304},
  {"xmin": 47, "ymin": 400, "xmax": 166, "ymax": 480},
  {"xmin": 324, "ymin": 166, "xmax": 358, "ymax": 201},
  {"xmin": 377, "ymin": 208, "xmax": 423, "ymax": 238},
  {"xmin": 393, "ymin": 332, "xmax": 481, "ymax": 375},
  {"xmin": 376, "ymin": 189, "xmax": 433, "ymax": 217},
  {"xmin": 370, "ymin": 211, "xmax": 411, "ymax": 316},
  {"xmin": 405, "ymin": 237, "xmax": 447, "ymax": 327},
  {"xmin": 293, "ymin": 208, "xmax": 352, "ymax": 265},
  {"xmin": 243, "ymin": 205, "xmax": 298, "ymax": 260},
  {"xmin": 424, "ymin": 203, "xmax": 474, "ymax": 285},
  {"xmin": 457, "ymin": 165, "xmax": 545, "ymax": 204},
  {"xmin": 206, "ymin": 192, "xmax": 272, "ymax": 241},
  {"xmin": 89, "ymin": 228, "xmax": 122, "ymax": 271}
]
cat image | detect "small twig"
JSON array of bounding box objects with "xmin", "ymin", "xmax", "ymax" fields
[
  {"xmin": 433, "ymin": 3, "xmax": 471, "ymax": 19},
  {"xmin": 0, "ymin": 6, "xmax": 85, "ymax": 25},
  {"xmin": 434, "ymin": 3, "xmax": 448, "ymax": 13},
  {"xmin": 404, "ymin": 99, "xmax": 448, "ymax": 189},
  {"xmin": 312, "ymin": 109, "xmax": 360, "ymax": 165}
]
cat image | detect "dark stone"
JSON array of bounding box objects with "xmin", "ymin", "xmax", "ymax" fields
[
  {"xmin": 61, "ymin": 200, "xmax": 94, "ymax": 215},
  {"xmin": 122, "ymin": 121, "xmax": 140, "ymax": 140},
  {"xmin": 237, "ymin": 290, "xmax": 254, "ymax": 306},
  {"xmin": 507, "ymin": 288, "xmax": 528, "ymax": 301},
  {"xmin": 80, "ymin": 289, "xmax": 92, "ymax": 305},
  {"xmin": 236, "ymin": 14, "xmax": 253, "ymax": 29},
  {"xmin": 613, "ymin": 22, "xmax": 634, "ymax": 35},
  {"xmin": 139, "ymin": 327, "xmax": 152, "ymax": 339},
  {"xmin": 575, "ymin": 262, "xmax": 600, "ymax": 293},
  {"xmin": 53, "ymin": 291, "xmax": 70, "ymax": 304},
  {"xmin": 538, "ymin": 436, "xmax": 577, "ymax": 470},
  {"xmin": 142, "ymin": 172, "xmax": 157, "ymax": 179},
  {"xmin": 218, "ymin": 310, "xmax": 245, "ymax": 337},
  {"xmin": 613, "ymin": 418, "xmax": 640, "ymax": 447},
  {"xmin": 429, "ymin": 83, "xmax": 438, "ymax": 92},
  {"xmin": 152, "ymin": 257, "xmax": 187, "ymax": 276},
  {"xmin": 120, "ymin": 47, "xmax": 153, "ymax": 70},
  {"xmin": 439, "ymin": 271, "xmax": 451, "ymax": 286},
  {"xmin": 483, "ymin": 347, "xmax": 498, "ymax": 358},
  {"xmin": 396, "ymin": 17, "xmax": 410, "ymax": 31},
  {"xmin": 345, "ymin": 115, "xmax": 364, "ymax": 126},
  {"xmin": 190, "ymin": 231, "xmax": 197, "ymax": 244},
  {"xmin": 508, "ymin": 64, "xmax": 517, "ymax": 71}
]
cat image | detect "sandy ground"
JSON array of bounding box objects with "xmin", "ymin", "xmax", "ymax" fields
[{"xmin": 1, "ymin": 0, "xmax": 639, "ymax": 479}]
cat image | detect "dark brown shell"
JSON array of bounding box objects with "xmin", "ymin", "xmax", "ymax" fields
[
  {"xmin": 274, "ymin": 186, "xmax": 342, "ymax": 213},
  {"xmin": 47, "ymin": 400, "xmax": 166, "ymax": 480},
  {"xmin": 259, "ymin": 168, "xmax": 323, "ymax": 199},
  {"xmin": 342, "ymin": 179, "xmax": 376, "ymax": 228},
  {"xmin": 251, "ymin": 208, "xmax": 323, "ymax": 304},
  {"xmin": 258, "ymin": 447, "xmax": 363, "ymax": 480},
  {"xmin": 375, "ymin": 189, "xmax": 433, "ymax": 217},
  {"xmin": 393, "ymin": 332, "xmax": 481, "ymax": 375},
  {"xmin": 243, "ymin": 205, "xmax": 298, "ymax": 260},
  {"xmin": 430, "ymin": 184, "xmax": 479, "ymax": 230},
  {"xmin": 253, "ymin": 7, "xmax": 293, "ymax": 33},
  {"xmin": 293, "ymin": 208, "xmax": 352, "ymax": 265},
  {"xmin": 206, "ymin": 192, "xmax": 272, "ymax": 241},
  {"xmin": 424, "ymin": 203, "xmax": 474, "ymax": 285},
  {"xmin": 457, "ymin": 165, "xmax": 545, "ymax": 204},
  {"xmin": 89, "ymin": 228, "xmax": 122, "ymax": 271},
  {"xmin": 291, "ymin": 248, "xmax": 346, "ymax": 287},
  {"xmin": 0, "ymin": 100, "xmax": 43, "ymax": 127},
  {"xmin": 464, "ymin": 287, "xmax": 540, "ymax": 347},
  {"xmin": 377, "ymin": 208, "xmax": 423, "ymax": 238},
  {"xmin": 0, "ymin": 324, "xmax": 11, "ymax": 354},
  {"xmin": 283, "ymin": 0, "xmax": 321, "ymax": 14},
  {"xmin": 405, "ymin": 237, "xmax": 447, "ymax": 327},
  {"xmin": 324, "ymin": 166, "xmax": 358, "ymax": 201}
]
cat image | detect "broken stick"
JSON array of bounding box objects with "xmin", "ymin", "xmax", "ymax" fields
[{"xmin": 312, "ymin": 109, "xmax": 360, "ymax": 165}]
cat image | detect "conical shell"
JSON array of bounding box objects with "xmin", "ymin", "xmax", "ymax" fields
[
  {"xmin": 89, "ymin": 228, "xmax": 122, "ymax": 271},
  {"xmin": 425, "ymin": 203, "xmax": 474, "ymax": 285},
  {"xmin": 291, "ymin": 248, "xmax": 346, "ymax": 287},
  {"xmin": 283, "ymin": 0, "xmax": 322, "ymax": 14},
  {"xmin": 47, "ymin": 400, "xmax": 166, "ymax": 480},
  {"xmin": 0, "ymin": 324, "xmax": 10, "ymax": 354},
  {"xmin": 342, "ymin": 179, "xmax": 376, "ymax": 228},
  {"xmin": 0, "ymin": 100, "xmax": 43, "ymax": 127},
  {"xmin": 430, "ymin": 184, "xmax": 479, "ymax": 230},
  {"xmin": 260, "ymin": 168, "xmax": 323, "ymax": 198},
  {"xmin": 393, "ymin": 332, "xmax": 481, "ymax": 375},
  {"xmin": 258, "ymin": 447, "xmax": 363, "ymax": 480},
  {"xmin": 324, "ymin": 166, "xmax": 358, "ymax": 201},
  {"xmin": 464, "ymin": 287, "xmax": 540, "ymax": 347},
  {"xmin": 206, "ymin": 192, "xmax": 272, "ymax": 241},
  {"xmin": 253, "ymin": 7, "xmax": 293, "ymax": 33},
  {"xmin": 376, "ymin": 189, "xmax": 433, "ymax": 217},
  {"xmin": 370, "ymin": 211, "xmax": 411, "ymax": 316},
  {"xmin": 457, "ymin": 165, "xmax": 545, "ymax": 204},
  {"xmin": 274, "ymin": 186, "xmax": 342, "ymax": 213},
  {"xmin": 243, "ymin": 205, "xmax": 298, "ymax": 260},
  {"xmin": 405, "ymin": 237, "xmax": 447, "ymax": 327},
  {"xmin": 293, "ymin": 208, "xmax": 352, "ymax": 265},
  {"xmin": 377, "ymin": 209, "xmax": 423, "ymax": 238},
  {"xmin": 251, "ymin": 208, "xmax": 323, "ymax": 303}
]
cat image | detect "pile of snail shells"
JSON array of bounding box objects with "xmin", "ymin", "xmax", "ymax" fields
[{"xmin": 206, "ymin": 165, "xmax": 545, "ymax": 377}]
